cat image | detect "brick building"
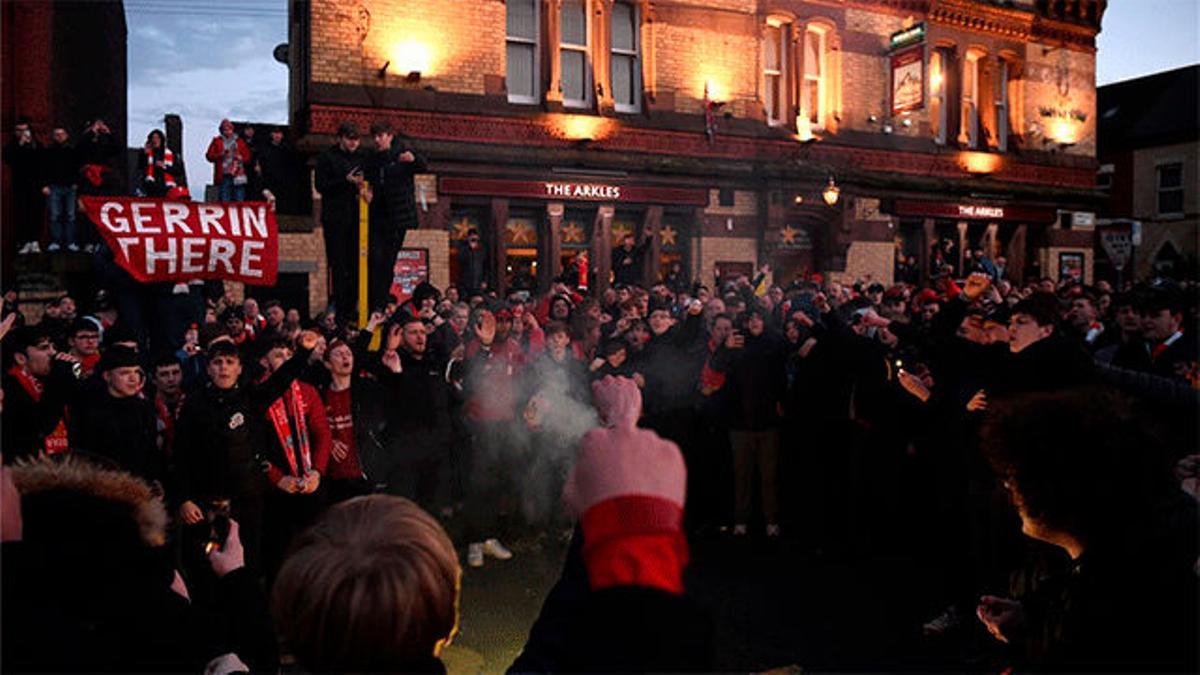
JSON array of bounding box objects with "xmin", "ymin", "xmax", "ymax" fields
[
  {"xmin": 1, "ymin": 0, "xmax": 128, "ymax": 289},
  {"xmin": 286, "ymin": 0, "xmax": 1106, "ymax": 299},
  {"xmin": 1096, "ymin": 65, "xmax": 1198, "ymax": 282}
]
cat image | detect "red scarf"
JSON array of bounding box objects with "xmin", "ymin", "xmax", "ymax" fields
[
  {"xmin": 155, "ymin": 391, "xmax": 186, "ymax": 453},
  {"xmin": 1151, "ymin": 331, "xmax": 1184, "ymax": 361},
  {"xmin": 267, "ymin": 380, "xmax": 311, "ymax": 476},
  {"xmin": 143, "ymin": 146, "xmax": 177, "ymax": 187},
  {"xmin": 7, "ymin": 366, "xmax": 69, "ymax": 454}
]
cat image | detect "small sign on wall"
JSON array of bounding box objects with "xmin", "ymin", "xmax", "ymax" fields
[
  {"xmin": 390, "ymin": 248, "xmax": 429, "ymax": 304},
  {"xmin": 891, "ymin": 46, "xmax": 925, "ymax": 114}
]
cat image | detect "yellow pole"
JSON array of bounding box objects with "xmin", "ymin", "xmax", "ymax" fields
[{"xmin": 357, "ymin": 181, "xmax": 370, "ymax": 328}]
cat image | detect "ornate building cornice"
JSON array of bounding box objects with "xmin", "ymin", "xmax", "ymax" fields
[{"xmin": 842, "ymin": 0, "xmax": 1099, "ymax": 50}]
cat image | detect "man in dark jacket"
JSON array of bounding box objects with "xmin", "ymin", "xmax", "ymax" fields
[
  {"xmin": 611, "ymin": 228, "xmax": 652, "ymax": 287},
  {"xmin": 172, "ymin": 332, "xmax": 319, "ymax": 575},
  {"xmin": 379, "ymin": 315, "xmax": 453, "ymax": 508},
  {"xmin": 5, "ymin": 118, "xmax": 43, "ymax": 254},
  {"xmin": 313, "ymin": 122, "xmax": 368, "ymax": 319},
  {"xmin": 1, "ymin": 325, "xmax": 79, "ymax": 461},
  {"xmin": 366, "ymin": 122, "xmax": 427, "ymax": 312},
  {"xmin": 255, "ymin": 128, "xmax": 294, "ymax": 209},
  {"xmin": 75, "ymin": 118, "xmax": 120, "ymax": 252},
  {"xmin": 458, "ymin": 228, "xmax": 489, "ymax": 295},
  {"xmin": 710, "ymin": 308, "xmax": 786, "ymax": 536},
  {"xmin": 40, "ymin": 126, "xmax": 79, "ymax": 252},
  {"xmin": 68, "ymin": 346, "xmax": 163, "ymax": 485}
]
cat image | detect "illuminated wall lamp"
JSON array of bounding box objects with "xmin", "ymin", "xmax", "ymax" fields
[
  {"xmin": 961, "ymin": 151, "xmax": 1000, "ymax": 175},
  {"xmin": 822, "ymin": 177, "xmax": 840, "ymax": 206}
]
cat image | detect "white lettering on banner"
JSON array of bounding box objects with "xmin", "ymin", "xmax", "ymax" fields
[
  {"xmin": 116, "ymin": 237, "xmax": 139, "ymax": 259},
  {"xmin": 243, "ymin": 206, "xmax": 268, "ymax": 238},
  {"xmin": 228, "ymin": 207, "xmax": 242, "ymax": 237},
  {"xmin": 543, "ymin": 182, "xmax": 622, "ymax": 200},
  {"xmin": 180, "ymin": 237, "xmax": 206, "ymax": 273},
  {"xmin": 957, "ymin": 205, "xmax": 1005, "ymax": 219},
  {"xmin": 131, "ymin": 202, "xmax": 160, "ymax": 234},
  {"xmin": 197, "ymin": 204, "xmax": 226, "ymax": 235},
  {"xmin": 209, "ymin": 239, "xmax": 236, "ymax": 274},
  {"xmin": 144, "ymin": 237, "xmax": 177, "ymax": 274},
  {"xmin": 100, "ymin": 202, "xmax": 130, "ymax": 233},
  {"xmin": 162, "ymin": 202, "xmax": 192, "ymax": 234},
  {"xmin": 239, "ymin": 240, "xmax": 265, "ymax": 278}
]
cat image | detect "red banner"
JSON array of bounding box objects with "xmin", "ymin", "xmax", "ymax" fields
[
  {"xmin": 389, "ymin": 248, "xmax": 429, "ymax": 305},
  {"xmin": 80, "ymin": 197, "xmax": 278, "ymax": 285}
]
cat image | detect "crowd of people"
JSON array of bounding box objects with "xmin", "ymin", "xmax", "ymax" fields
[{"xmin": 1, "ymin": 115, "xmax": 1197, "ymax": 673}]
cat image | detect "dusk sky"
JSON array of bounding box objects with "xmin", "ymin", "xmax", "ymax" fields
[{"xmin": 126, "ymin": 0, "xmax": 1200, "ymax": 189}]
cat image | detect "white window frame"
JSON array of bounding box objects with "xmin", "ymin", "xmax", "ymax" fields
[
  {"xmin": 506, "ymin": 0, "xmax": 541, "ymax": 104},
  {"xmin": 611, "ymin": 1, "xmax": 641, "ymax": 113},
  {"xmin": 931, "ymin": 49, "xmax": 948, "ymax": 145},
  {"xmin": 996, "ymin": 59, "xmax": 1010, "ymax": 151},
  {"xmin": 560, "ymin": 0, "xmax": 592, "ymax": 109},
  {"xmin": 1156, "ymin": 161, "xmax": 1185, "ymax": 217},
  {"xmin": 962, "ymin": 52, "xmax": 981, "ymax": 148},
  {"xmin": 802, "ymin": 24, "xmax": 827, "ymax": 130},
  {"xmin": 763, "ymin": 19, "xmax": 788, "ymax": 126}
]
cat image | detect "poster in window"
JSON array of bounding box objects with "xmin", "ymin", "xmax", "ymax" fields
[
  {"xmin": 891, "ymin": 46, "xmax": 925, "ymax": 114},
  {"xmin": 390, "ymin": 248, "xmax": 429, "ymax": 305},
  {"xmin": 1058, "ymin": 252, "xmax": 1084, "ymax": 283}
]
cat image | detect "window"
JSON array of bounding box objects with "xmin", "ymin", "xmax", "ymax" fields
[
  {"xmin": 506, "ymin": 0, "xmax": 539, "ymax": 103},
  {"xmin": 1096, "ymin": 164, "xmax": 1113, "ymax": 192},
  {"xmin": 763, "ymin": 21, "xmax": 787, "ymax": 125},
  {"xmin": 1157, "ymin": 162, "xmax": 1184, "ymax": 216},
  {"xmin": 996, "ymin": 60, "xmax": 1010, "ymax": 151},
  {"xmin": 802, "ymin": 25, "xmax": 827, "ymax": 128},
  {"xmin": 930, "ymin": 49, "xmax": 948, "ymax": 144},
  {"xmin": 560, "ymin": 0, "xmax": 591, "ymax": 108},
  {"xmin": 611, "ymin": 1, "xmax": 640, "ymax": 112},
  {"xmin": 961, "ymin": 51, "xmax": 981, "ymax": 148}
]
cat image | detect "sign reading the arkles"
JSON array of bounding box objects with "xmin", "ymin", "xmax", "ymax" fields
[
  {"xmin": 440, "ymin": 177, "xmax": 708, "ymax": 206},
  {"xmin": 80, "ymin": 197, "xmax": 279, "ymax": 284},
  {"xmin": 891, "ymin": 46, "xmax": 924, "ymax": 114}
]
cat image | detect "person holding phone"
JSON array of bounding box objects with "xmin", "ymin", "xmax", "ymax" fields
[
  {"xmin": 314, "ymin": 122, "xmax": 368, "ymax": 319},
  {"xmin": 5, "ymin": 117, "xmax": 43, "ymax": 254},
  {"xmin": 67, "ymin": 345, "xmax": 165, "ymax": 485}
]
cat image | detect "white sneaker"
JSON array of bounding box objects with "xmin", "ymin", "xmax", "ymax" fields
[
  {"xmin": 766, "ymin": 524, "xmax": 781, "ymax": 537},
  {"xmin": 467, "ymin": 543, "xmax": 484, "ymax": 568},
  {"xmin": 85, "ymin": 244, "xmax": 98, "ymax": 253},
  {"xmin": 732, "ymin": 524, "xmax": 748, "ymax": 536},
  {"xmin": 17, "ymin": 242, "xmax": 32, "ymax": 254},
  {"xmin": 46, "ymin": 243, "xmax": 60, "ymax": 252},
  {"xmin": 67, "ymin": 243, "xmax": 80, "ymax": 252},
  {"xmin": 483, "ymin": 538, "xmax": 513, "ymax": 560}
]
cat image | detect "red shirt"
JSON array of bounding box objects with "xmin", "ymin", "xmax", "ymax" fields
[{"xmin": 323, "ymin": 387, "xmax": 362, "ymax": 481}]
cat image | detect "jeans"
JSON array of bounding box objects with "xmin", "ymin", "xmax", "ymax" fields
[
  {"xmin": 731, "ymin": 428, "xmax": 781, "ymax": 526},
  {"xmin": 47, "ymin": 184, "xmax": 76, "ymax": 246},
  {"xmin": 218, "ymin": 175, "xmax": 246, "ymax": 202}
]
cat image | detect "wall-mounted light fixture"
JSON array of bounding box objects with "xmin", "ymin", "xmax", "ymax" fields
[
  {"xmin": 960, "ymin": 151, "xmax": 1001, "ymax": 175},
  {"xmin": 376, "ymin": 60, "xmax": 390, "ymax": 79},
  {"xmin": 822, "ymin": 177, "xmax": 840, "ymax": 206},
  {"xmin": 795, "ymin": 114, "xmax": 815, "ymax": 142}
]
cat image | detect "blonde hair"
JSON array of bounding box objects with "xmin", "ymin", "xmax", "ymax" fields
[{"xmin": 272, "ymin": 495, "xmax": 460, "ymax": 671}]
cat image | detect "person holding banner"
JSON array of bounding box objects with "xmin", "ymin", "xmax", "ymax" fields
[
  {"xmin": 365, "ymin": 122, "xmax": 427, "ymax": 313},
  {"xmin": 314, "ymin": 122, "xmax": 368, "ymax": 320}
]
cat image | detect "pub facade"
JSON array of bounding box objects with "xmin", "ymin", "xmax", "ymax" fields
[{"xmin": 286, "ymin": 0, "xmax": 1105, "ymax": 298}]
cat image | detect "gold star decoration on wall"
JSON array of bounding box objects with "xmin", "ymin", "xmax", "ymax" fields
[
  {"xmin": 506, "ymin": 220, "xmax": 535, "ymax": 244},
  {"xmin": 611, "ymin": 223, "xmax": 633, "ymax": 244},
  {"xmin": 450, "ymin": 217, "xmax": 474, "ymax": 240},
  {"xmin": 562, "ymin": 221, "xmax": 585, "ymax": 244},
  {"xmin": 781, "ymin": 225, "xmax": 800, "ymax": 245},
  {"xmin": 659, "ymin": 225, "xmax": 678, "ymax": 247}
]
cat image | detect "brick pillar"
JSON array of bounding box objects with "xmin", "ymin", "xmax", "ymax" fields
[
  {"xmin": 920, "ymin": 217, "xmax": 935, "ymax": 282},
  {"xmin": 545, "ymin": 0, "xmax": 563, "ymax": 104},
  {"xmin": 591, "ymin": 204, "xmax": 614, "ymax": 293},
  {"xmin": 489, "ymin": 199, "xmax": 509, "ymax": 296},
  {"xmin": 642, "ymin": 205, "xmax": 663, "ymax": 286},
  {"xmin": 957, "ymin": 221, "xmax": 968, "ymax": 275},
  {"xmin": 542, "ymin": 202, "xmax": 564, "ymax": 293}
]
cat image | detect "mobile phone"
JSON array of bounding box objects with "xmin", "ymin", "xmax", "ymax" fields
[{"xmin": 203, "ymin": 502, "xmax": 232, "ymax": 555}]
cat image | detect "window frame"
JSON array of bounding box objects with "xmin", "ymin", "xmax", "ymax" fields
[
  {"xmin": 505, "ymin": 0, "xmax": 541, "ymax": 105},
  {"xmin": 802, "ymin": 24, "xmax": 827, "ymax": 130},
  {"xmin": 559, "ymin": 0, "xmax": 593, "ymax": 109},
  {"xmin": 962, "ymin": 51, "xmax": 981, "ymax": 148},
  {"xmin": 996, "ymin": 59, "xmax": 1010, "ymax": 151},
  {"xmin": 1156, "ymin": 161, "xmax": 1185, "ymax": 217},
  {"xmin": 762, "ymin": 19, "xmax": 788, "ymax": 126},
  {"xmin": 1096, "ymin": 163, "xmax": 1114, "ymax": 192},
  {"xmin": 931, "ymin": 48, "xmax": 949, "ymax": 145},
  {"xmin": 611, "ymin": 0, "xmax": 641, "ymax": 113}
]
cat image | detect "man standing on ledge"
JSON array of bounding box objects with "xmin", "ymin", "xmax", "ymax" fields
[
  {"xmin": 365, "ymin": 122, "xmax": 427, "ymax": 313},
  {"xmin": 314, "ymin": 122, "xmax": 368, "ymax": 320}
]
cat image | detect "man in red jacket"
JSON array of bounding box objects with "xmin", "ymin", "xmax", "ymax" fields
[
  {"xmin": 205, "ymin": 118, "xmax": 252, "ymax": 202},
  {"xmin": 257, "ymin": 336, "xmax": 331, "ymax": 582}
]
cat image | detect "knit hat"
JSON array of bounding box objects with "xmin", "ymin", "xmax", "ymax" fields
[{"xmin": 97, "ymin": 345, "xmax": 140, "ymax": 373}]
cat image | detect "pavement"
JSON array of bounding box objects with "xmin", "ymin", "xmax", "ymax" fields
[{"xmin": 438, "ymin": 528, "xmax": 973, "ymax": 673}]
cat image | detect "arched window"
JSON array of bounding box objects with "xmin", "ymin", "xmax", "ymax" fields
[
  {"xmin": 930, "ymin": 48, "xmax": 949, "ymax": 144},
  {"xmin": 801, "ymin": 23, "xmax": 828, "ymax": 129},
  {"xmin": 763, "ymin": 17, "xmax": 790, "ymax": 126}
]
